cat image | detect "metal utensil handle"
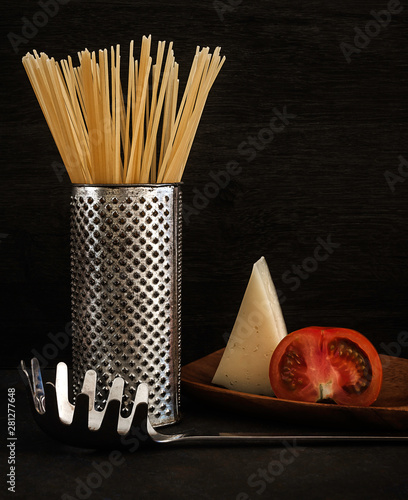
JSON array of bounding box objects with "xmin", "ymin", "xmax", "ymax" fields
[{"xmin": 151, "ymin": 432, "xmax": 408, "ymax": 446}]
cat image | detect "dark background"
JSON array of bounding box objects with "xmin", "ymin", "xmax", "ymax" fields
[
  {"xmin": 0, "ymin": 3, "xmax": 407, "ymax": 500},
  {"xmin": 1, "ymin": 0, "xmax": 407, "ymax": 369}
]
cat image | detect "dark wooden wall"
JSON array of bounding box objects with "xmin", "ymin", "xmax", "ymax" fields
[{"xmin": 1, "ymin": 0, "xmax": 407, "ymax": 368}]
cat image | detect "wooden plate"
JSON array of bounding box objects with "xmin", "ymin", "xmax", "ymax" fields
[{"xmin": 181, "ymin": 349, "xmax": 408, "ymax": 431}]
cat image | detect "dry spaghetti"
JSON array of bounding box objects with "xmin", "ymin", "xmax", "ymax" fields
[{"xmin": 22, "ymin": 36, "xmax": 225, "ymax": 184}]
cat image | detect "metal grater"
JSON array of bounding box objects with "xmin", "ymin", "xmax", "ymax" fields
[{"xmin": 70, "ymin": 184, "xmax": 182, "ymax": 426}]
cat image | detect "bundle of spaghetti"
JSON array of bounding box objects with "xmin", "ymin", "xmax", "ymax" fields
[{"xmin": 22, "ymin": 36, "xmax": 225, "ymax": 184}]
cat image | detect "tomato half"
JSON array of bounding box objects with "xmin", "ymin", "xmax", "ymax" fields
[{"xmin": 269, "ymin": 327, "xmax": 383, "ymax": 407}]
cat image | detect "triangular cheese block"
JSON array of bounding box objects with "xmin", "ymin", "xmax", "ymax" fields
[{"xmin": 212, "ymin": 256, "xmax": 287, "ymax": 396}]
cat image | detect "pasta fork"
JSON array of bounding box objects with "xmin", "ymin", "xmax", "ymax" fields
[{"xmin": 20, "ymin": 359, "xmax": 408, "ymax": 449}]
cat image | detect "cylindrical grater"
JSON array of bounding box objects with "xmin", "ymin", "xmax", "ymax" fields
[{"xmin": 70, "ymin": 184, "xmax": 182, "ymax": 427}]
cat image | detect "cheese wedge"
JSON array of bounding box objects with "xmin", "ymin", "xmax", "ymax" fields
[{"xmin": 212, "ymin": 256, "xmax": 287, "ymax": 396}]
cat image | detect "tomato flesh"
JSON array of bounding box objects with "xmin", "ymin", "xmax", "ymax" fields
[{"xmin": 270, "ymin": 327, "xmax": 383, "ymax": 407}]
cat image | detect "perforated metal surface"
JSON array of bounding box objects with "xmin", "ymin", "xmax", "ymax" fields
[{"xmin": 70, "ymin": 184, "xmax": 182, "ymax": 426}]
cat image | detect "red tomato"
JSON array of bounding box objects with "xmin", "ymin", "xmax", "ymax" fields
[{"xmin": 269, "ymin": 327, "xmax": 383, "ymax": 407}]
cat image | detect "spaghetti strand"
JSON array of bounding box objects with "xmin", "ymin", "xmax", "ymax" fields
[{"xmin": 22, "ymin": 38, "xmax": 224, "ymax": 184}]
